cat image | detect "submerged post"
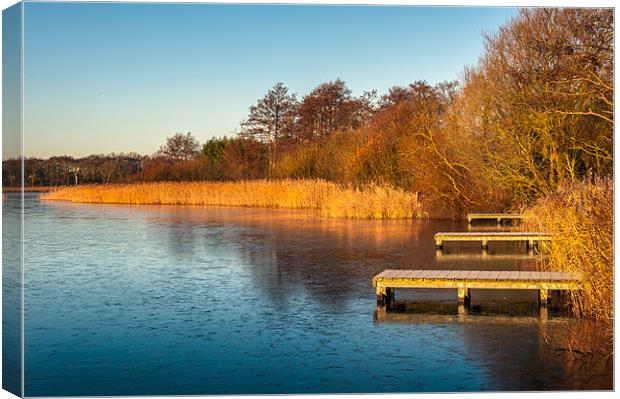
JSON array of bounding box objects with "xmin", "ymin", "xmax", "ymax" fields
[
  {"xmin": 539, "ymin": 305, "xmax": 549, "ymax": 323},
  {"xmin": 458, "ymin": 303, "xmax": 468, "ymax": 318}
]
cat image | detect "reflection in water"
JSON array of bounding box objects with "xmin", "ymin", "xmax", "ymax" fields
[
  {"xmin": 15, "ymin": 194, "xmax": 612, "ymax": 395},
  {"xmin": 435, "ymin": 250, "xmax": 544, "ymax": 262},
  {"xmin": 379, "ymin": 300, "xmax": 547, "ymax": 318},
  {"xmin": 374, "ymin": 304, "xmax": 550, "ymax": 323},
  {"xmin": 372, "ymin": 308, "xmax": 611, "ymax": 390}
]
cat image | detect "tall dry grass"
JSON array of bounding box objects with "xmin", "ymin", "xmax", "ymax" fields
[
  {"xmin": 41, "ymin": 179, "xmax": 424, "ymax": 219},
  {"xmin": 523, "ymin": 177, "xmax": 613, "ymax": 357}
]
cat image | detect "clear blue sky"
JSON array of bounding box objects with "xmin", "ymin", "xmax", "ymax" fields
[{"xmin": 20, "ymin": 3, "xmax": 518, "ymax": 158}]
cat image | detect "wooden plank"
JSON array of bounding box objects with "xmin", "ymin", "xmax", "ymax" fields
[
  {"xmin": 454, "ymin": 270, "xmax": 468, "ymax": 279},
  {"xmin": 410, "ymin": 270, "xmax": 424, "ymax": 279},
  {"xmin": 496, "ymin": 271, "xmax": 511, "ymax": 280},
  {"xmin": 417, "ymin": 270, "xmax": 433, "ymax": 279},
  {"xmin": 463, "ymin": 271, "xmax": 474, "ymax": 279},
  {"xmin": 381, "ymin": 270, "xmax": 395, "ymax": 278},
  {"xmin": 382, "ymin": 270, "xmax": 396, "ymax": 278},
  {"xmin": 445, "ymin": 270, "xmax": 458, "ymax": 279},
  {"xmin": 434, "ymin": 270, "xmax": 448, "ymax": 279},
  {"xmin": 511, "ymin": 271, "xmax": 521, "ymax": 280},
  {"xmin": 437, "ymin": 270, "xmax": 451, "ymax": 279},
  {"xmin": 424, "ymin": 270, "xmax": 436, "ymax": 279},
  {"xmin": 393, "ymin": 270, "xmax": 408, "ymax": 278},
  {"xmin": 478, "ymin": 270, "xmax": 491, "ymax": 280},
  {"xmin": 559, "ymin": 272, "xmax": 574, "ymax": 281},
  {"xmin": 549, "ymin": 272, "xmax": 567, "ymax": 281},
  {"xmin": 467, "ymin": 213, "xmax": 524, "ymax": 219},
  {"xmin": 434, "ymin": 232, "xmax": 552, "ymax": 240},
  {"xmin": 540, "ymin": 272, "xmax": 553, "ymax": 282},
  {"xmin": 391, "ymin": 270, "xmax": 404, "ymax": 278},
  {"xmin": 373, "ymin": 270, "xmax": 581, "ymax": 286},
  {"xmin": 402, "ymin": 270, "xmax": 413, "ymax": 279},
  {"xmin": 375, "ymin": 270, "xmax": 387, "ymax": 279}
]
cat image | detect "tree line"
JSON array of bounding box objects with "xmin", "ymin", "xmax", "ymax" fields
[{"xmin": 3, "ymin": 8, "xmax": 613, "ymax": 216}]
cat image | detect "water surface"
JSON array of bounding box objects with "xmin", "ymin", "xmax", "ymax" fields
[{"xmin": 12, "ymin": 193, "xmax": 611, "ymax": 395}]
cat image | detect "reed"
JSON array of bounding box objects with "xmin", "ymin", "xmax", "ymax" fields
[
  {"xmin": 41, "ymin": 179, "xmax": 424, "ymax": 219},
  {"xmin": 522, "ymin": 177, "xmax": 613, "ymax": 356}
]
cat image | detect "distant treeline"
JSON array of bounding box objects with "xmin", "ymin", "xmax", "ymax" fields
[
  {"xmin": 3, "ymin": 8, "xmax": 613, "ymax": 217},
  {"xmin": 2, "ymin": 154, "xmax": 145, "ymax": 187}
]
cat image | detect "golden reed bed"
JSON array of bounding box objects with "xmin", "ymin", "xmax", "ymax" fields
[{"xmin": 41, "ymin": 179, "xmax": 424, "ymax": 219}]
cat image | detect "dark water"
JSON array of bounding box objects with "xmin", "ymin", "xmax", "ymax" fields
[
  {"xmin": 2, "ymin": 193, "xmax": 22, "ymax": 396},
  {"xmin": 9, "ymin": 193, "xmax": 611, "ymax": 395}
]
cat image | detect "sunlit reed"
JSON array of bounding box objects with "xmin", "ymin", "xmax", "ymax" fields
[
  {"xmin": 523, "ymin": 177, "xmax": 613, "ymax": 357},
  {"xmin": 41, "ymin": 179, "xmax": 424, "ymax": 219}
]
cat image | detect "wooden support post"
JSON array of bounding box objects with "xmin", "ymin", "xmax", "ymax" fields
[
  {"xmin": 376, "ymin": 286, "xmax": 387, "ymax": 306},
  {"xmin": 436, "ymin": 239, "xmax": 443, "ymax": 250},
  {"xmin": 386, "ymin": 288, "xmax": 395, "ymax": 307},
  {"xmin": 497, "ymin": 218, "xmax": 502, "ymax": 226},
  {"xmin": 467, "ymin": 217, "xmax": 472, "ymax": 226},
  {"xmin": 457, "ymin": 287, "xmax": 470, "ymax": 304},
  {"xmin": 554, "ymin": 290, "xmax": 568, "ymax": 309},
  {"xmin": 481, "ymin": 239, "xmax": 488, "ymax": 250},
  {"xmin": 539, "ymin": 288, "xmax": 550, "ymax": 307}
]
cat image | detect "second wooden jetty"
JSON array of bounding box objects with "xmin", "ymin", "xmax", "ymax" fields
[
  {"xmin": 434, "ymin": 231, "xmax": 552, "ymax": 250},
  {"xmin": 467, "ymin": 213, "xmax": 524, "ymax": 225}
]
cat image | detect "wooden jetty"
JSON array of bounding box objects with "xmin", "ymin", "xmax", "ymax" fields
[
  {"xmin": 467, "ymin": 213, "xmax": 524, "ymax": 225},
  {"xmin": 434, "ymin": 231, "xmax": 552, "ymax": 250},
  {"xmin": 373, "ymin": 269, "xmax": 581, "ymax": 307}
]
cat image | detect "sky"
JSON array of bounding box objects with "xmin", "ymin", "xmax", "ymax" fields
[{"xmin": 13, "ymin": 2, "xmax": 518, "ymax": 159}]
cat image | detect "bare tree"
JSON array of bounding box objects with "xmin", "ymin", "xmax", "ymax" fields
[
  {"xmin": 296, "ymin": 79, "xmax": 362, "ymax": 138},
  {"xmin": 454, "ymin": 8, "xmax": 613, "ymax": 203},
  {"xmin": 157, "ymin": 132, "xmax": 200, "ymax": 161},
  {"xmin": 242, "ymin": 82, "xmax": 298, "ymax": 171}
]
